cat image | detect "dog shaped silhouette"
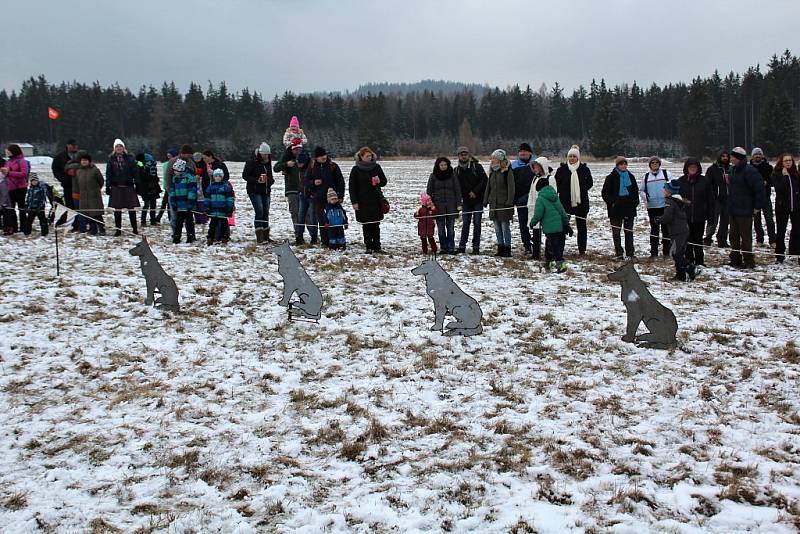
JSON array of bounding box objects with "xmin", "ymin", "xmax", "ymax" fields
[
  {"xmin": 129, "ymin": 237, "xmax": 180, "ymax": 312},
  {"xmin": 412, "ymin": 259, "xmax": 483, "ymax": 336},
  {"xmin": 607, "ymin": 262, "xmax": 677, "ymax": 349},
  {"xmin": 270, "ymin": 242, "xmax": 323, "ymax": 321}
]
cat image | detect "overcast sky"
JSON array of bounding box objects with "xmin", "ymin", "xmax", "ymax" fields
[{"xmin": 3, "ymin": 0, "xmax": 797, "ymax": 96}]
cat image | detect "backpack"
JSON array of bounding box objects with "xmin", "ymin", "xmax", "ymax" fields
[{"xmin": 644, "ymin": 168, "xmax": 668, "ymax": 202}]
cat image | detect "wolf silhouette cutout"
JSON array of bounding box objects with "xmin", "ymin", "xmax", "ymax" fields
[
  {"xmin": 607, "ymin": 262, "xmax": 677, "ymax": 349},
  {"xmin": 411, "ymin": 259, "xmax": 483, "ymax": 336},
  {"xmin": 270, "ymin": 242, "xmax": 323, "ymax": 321},
  {"xmin": 129, "ymin": 237, "xmax": 180, "ymax": 312}
]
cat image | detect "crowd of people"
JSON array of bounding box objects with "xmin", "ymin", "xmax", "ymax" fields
[{"xmin": 0, "ymin": 115, "xmax": 797, "ymax": 277}]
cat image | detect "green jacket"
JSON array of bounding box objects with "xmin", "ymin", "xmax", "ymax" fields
[
  {"xmin": 529, "ymin": 185, "xmax": 570, "ymax": 234},
  {"xmin": 273, "ymin": 152, "xmax": 302, "ymax": 195}
]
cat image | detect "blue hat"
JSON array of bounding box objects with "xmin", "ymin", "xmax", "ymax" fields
[
  {"xmin": 664, "ymin": 180, "xmax": 680, "ymax": 194},
  {"xmin": 167, "ymin": 148, "xmax": 178, "ymax": 158},
  {"xmin": 212, "ymin": 168, "xmax": 225, "ymax": 178}
]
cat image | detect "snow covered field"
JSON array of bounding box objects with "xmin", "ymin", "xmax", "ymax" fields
[{"xmin": 1, "ymin": 159, "xmax": 799, "ymax": 533}]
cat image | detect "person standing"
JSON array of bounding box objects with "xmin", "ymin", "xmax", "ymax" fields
[
  {"xmin": 525, "ymin": 157, "xmax": 552, "ymax": 260},
  {"xmin": 528, "ymin": 178, "xmax": 570, "ymax": 273},
  {"xmin": 155, "ymin": 148, "xmax": 178, "ymax": 224},
  {"xmin": 242, "ymin": 142, "xmax": 274, "ymax": 244},
  {"xmin": 204, "ymin": 168, "xmax": 235, "ymax": 245},
  {"xmin": 554, "ymin": 144, "xmax": 593, "ymax": 254},
  {"xmin": 66, "ymin": 153, "xmax": 105, "ymax": 235},
  {"xmin": 727, "ymin": 147, "xmax": 765, "ymax": 268},
  {"xmin": 453, "ymin": 146, "xmax": 487, "ymax": 255},
  {"xmin": 304, "ymin": 146, "xmax": 345, "ymax": 248},
  {"xmin": 169, "ymin": 158, "xmax": 198, "ymax": 244},
  {"xmin": 106, "ymin": 139, "xmax": 140, "ymax": 236},
  {"xmin": 135, "ymin": 152, "xmax": 161, "ymax": 226},
  {"xmin": 771, "ymin": 153, "xmax": 799, "ymax": 264},
  {"xmin": 0, "ymin": 144, "xmax": 30, "ymax": 233},
  {"xmin": 638, "ymin": 156, "xmax": 674, "ymax": 257},
  {"xmin": 274, "ymin": 139, "xmax": 309, "ymax": 244},
  {"xmin": 677, "ymin": 158, "xmax": 714, "ymax": 268},
  {"xmin": 22, "ymin": 173, "xmax": 50, "ymax": 236},
  {"xmin": 484, "ymin": 149, "xmax": 515, "ymax": 258},
  {"xmin": 426, "ymin": 156, "xmax": 461, "ymax": 254},
  {"xmin": 601, "ymin": 156, "xmax": 639, "ymax": 259},
  {"xmin": 703, "ymin": 150, "xmax": 732, "ymax": 247},
  {"xmin": 659, "ymin": 180, "xmax": 694, "ymax": 281},
  {"xmin": 750, "ymin": 147, "xmax": 776, "ymax": 247},
  {"xmin": 201, "ymin": 150, "xmax": 230, "ymax": 181},
  {"xmin": 511, "ymin": 143, "xmax": 535, "ymax": 257},
  {"xmin": 51, "ymin": 139, "xmax": 80, "ymax": 230},
  {"xmin": 349, "ymin": 146, "xmax": 388, "ymax": 253}
]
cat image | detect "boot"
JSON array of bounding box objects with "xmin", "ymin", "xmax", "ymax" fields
[
  {"xmin": 206, "ymin": 237, "xmax": 214, "ymax": 246},
  {"xmin": 129, "ymin": 211, "xmax": 138, "ymax": 235},
  {"xmin": 556, "ymin": 261, "xmax": 567, "ymax": 273},
  {"xmin": 503, "ymin": 245, "xmax": 512, "ymax": 258},
  {"xmin": 495, "ymin": 245, "xmax": 503, "ymax": 257},
  {"xmin": 471, "ymin": 246, "xmax": 480, "ymax": 255},
  {"xmin": 295, "ymin": 236, "xmax": 305, "ymax": 246},
  {"xmin": 264, "ymin": 228, "xmax": 271, "ymax": 243},
  {"xmin": 687, "ymin": 263, "xmax": 697, "ymax": 280},
  {"xmin": 255, "ymin": 228, "xmax": 265, "ymax": 244},
  {"xmin": 674, "ymin": 267, "xmax": 687, "ymax": 281},
  {"xmin": 456, "ymin": 246, "xmax": 466, "ymax": 254}
]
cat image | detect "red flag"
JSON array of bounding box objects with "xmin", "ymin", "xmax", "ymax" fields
[{"xmin": 48, "ymin": 106, "xmax": 60, "ymax": 120}]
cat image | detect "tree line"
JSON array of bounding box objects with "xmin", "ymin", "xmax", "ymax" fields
[{"xmin": 0, "ymin": 50, "xmax": 797, "ymax": 161}]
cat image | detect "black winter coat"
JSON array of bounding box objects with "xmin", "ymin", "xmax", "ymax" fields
[
  {"xmin": 511, "ymin": 160, "xmax": 535, "ymax": 205},
  {"xmin": 678, "ymin": 174, "xmax": 715, "ymax": 223},
  {"xmin": 750, "ymin": 159, "xmax": 774, "ymax": 193},
  {"xmin": 426, "ymin": 169, "xmax": 462, "ymax": 215},
  {"xmin": 772, "ymin": 169, "xmax": 800, "ymax": 214},
  {"xmin": 727, "ymin": 160, "xmax": 766, "ymax": 217},
  {"xmin": 304, "ymin": 158, "xmax": 345, "ymax": 203},
  {"xmin": 51, "ymin": 148, "xmax": 76, "ymax": 188},
  {"xmin": 554, "ymin": 162, "xmax": 593, "ymax": 215},
  {"xmin": 105, "ymin": 153, "xmax": 138, "ymax": 188},
  {"xmin": 705, "ymin": 161, "xmax": 731, "ymax": 201},
  {"xmin": 453, "ymin": 158, "xmax": 487, "ymax": 205},
  {"xmin": 348, "ymin": 162, "xmax": 388, "ymax": 223},
  {"xmin": 601, "ymin": 169, "xmax": 639, "ymax": 219},
  {"xmin": 242, "ymin": 156, "xmax": 274, "ymax": 195}
]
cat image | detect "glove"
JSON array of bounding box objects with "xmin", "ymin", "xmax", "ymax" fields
[{"xmin": 566, "ymin": 225, "xmax": 574, "ymax": 237}]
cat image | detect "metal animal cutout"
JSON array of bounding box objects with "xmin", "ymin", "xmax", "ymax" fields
[
  {"xmin": 607, "ymin": 262, "xmax": 677, "ymax": 349},
  {"xmin": 412, "ymin": 258, "xmax": 483, "ymax": 336},
  {"xmin": 271, "ymin": 242, "xmax": 323, "ymax": 321},
  {"xmin": 129, "ymin": 237, "xmax": 180, "ymax": 312}
]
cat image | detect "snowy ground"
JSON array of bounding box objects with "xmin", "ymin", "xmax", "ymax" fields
[{"xmin": 1, "ymin": 159, "xmax": 799, "ymax": 533}]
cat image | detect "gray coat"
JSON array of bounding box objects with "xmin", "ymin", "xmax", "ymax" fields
[
  {"xmin": 68, "ymin": 162, "xmax": 105, "ymax": 216},
  {"xmin": 426, "ymin": 171, "xmax": 462, "ymax": 215},
  {"xmin": 484, "ymin": 167, "xmax": 515, "ymax": 221},
  {"xmin": 659, "ymin": 195, "xmax": 689, "ymax": 258}
]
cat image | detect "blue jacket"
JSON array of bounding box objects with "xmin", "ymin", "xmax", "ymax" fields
[
  {"xmin": 324, "ymin": 203, "xmax": 348, "ymax": 246},
  {"xmin": 511, "ymin": 157, "xmax": 535, "ymax": 205},
  {"xmin": 204, "ymin": 181, "xmax": 235, "ymax": 217},
  {"xmin": 170, "ymin": 170, "xmax": 198, "ymax": 212},
  {"xmin": 25, "ymin": 181, "xmax": 50, "ymax": 211},
  {"xmin": 727, "ymin": 160, "xmax": 765, "ymax": 217}
]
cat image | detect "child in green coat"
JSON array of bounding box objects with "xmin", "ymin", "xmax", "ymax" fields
[{"xmin": 529, "ymin": 182, "xmax": 571, "ymax": 273}]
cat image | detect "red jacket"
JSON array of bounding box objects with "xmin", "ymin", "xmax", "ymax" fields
[{"xmin": 414, "ymin": 205, "xmax": 437, "ymax": 237}]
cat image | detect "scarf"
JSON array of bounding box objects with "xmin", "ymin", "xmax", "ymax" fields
[
  {"xmin": 568, "ymin": 162, "xmax": 581, "ymax": 207},
  {"xmin": 617, "ymin": 169, "xmax": 631, "ymax": 197},
  {"xmin": 356, "ymin": 160, "xmax": 376, "ymax": 172},
  {"xmin": 490, "ymin": 164, "xmax": 501, "ymax": 172}
]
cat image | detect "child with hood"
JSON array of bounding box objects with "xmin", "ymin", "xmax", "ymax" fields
[
  {"xmin": 526, "ymin": 156, "xmax": 560, "ymax": 260},
  {"xmin": 658, "ymin": 180, "xmax": 694, "ymax": 281},
  {"xmin": 414, "ymin": 192, "xmax": 438, "ymax": 255},
  {"xmin": 529, "ymin": 178, "xmax": 571, "ymax": 273},
  {"xmin": 169, "ymin": 158, "xmax": 197, "ymax": 244},
  {"xmin": 22, "ymin": 173, "xmax": 51, "ymax": 236},
  {"xmin": 282, "ymin": 116, "xmax": 309, "ymax": 148},
  {"xmin": 204, "ymin": 168, "xmax": 235, "ymax": 245},
  {"xmin": 323, "ymin": 187, "xmax": 348, "ymax": 250}
]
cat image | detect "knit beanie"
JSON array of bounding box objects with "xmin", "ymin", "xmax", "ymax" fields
[
  {"xmin": 289, "ymin": 116, "xmax": 300, "ymax": 129},
  {"xmin": 456, "ymin": 146, "xmax": 469, "ymax": 155},
  {"xmin": 29, "ymin": 172, "xmax": 39, "ymax": 183},
  {"xmin": 731, "ymin": 147, "xmax": 748, "ymax": 160},
  {"xmin": 192, "ymin": 152, "xmax": 203, "ymax": 162},
  {"xmin": 180, "ymin": 144, "xmax": 194, "ymax": 155},
  {"xmin": 314, "ymin": 146, "xmax": 327, "ymax": 158},
  {"xmin": 519, "ymin": 142, "xmax": 533, "ymax": 153},
  {"xmin": 113, "ymin": 138, "xmax": 125, "ymax": 151},
  {"xmin": 751, "ymin": 147, "xmax": 764, "ymax": 157},
  {"xmin": 326, "ymin": 188, "xmax": 338, "ymax": 204},
  {"xmin": 648, "ymin": 156, "xmax": 661, "ymax": 167},
  {"xmin": 167, "ymin": 148, "xmax": 178, "ymax": 158},
  {"xmin": 172, "ymin": 158, "xmax": 187, "ymax": 173},
  {"xmin": 615, "ymin": 155, "xmax": 628, "ymax": 166},
  {"xmin": 491, "ymin": 149, "xmax": 507, "ymax": 161},
  {"xmin": 567, "ymin": 145, "xmax": 580, "ymax": 159},
  {"xmin": 212, "ymin": 168, "xmax": 225, "ymax": 179},
  {"xmin": 664, "ymin": 180, "xmax": 680, "ymax": 194},
  {"xmin": 420, "ymin": 192, "xmax": 431, "ymax": 205},
  {"xmin": 257, "ymin": 142, "xmax": 271, "ymax": 156}
]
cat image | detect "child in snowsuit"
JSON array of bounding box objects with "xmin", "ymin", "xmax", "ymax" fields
[
  {"xmin": 282, "ymin": 116, "xmax": 309, "ymax": 148},
  {"xmin": 0, "ymin": 173, "xmax": 11, "ymax": 235},
  {"xmin": 204, "ymin": 168, "xmax": 235, "ymax": 245},
  {"xmin": 23, "ymin": 173, "xmax": 51, "ymax": 236},
  {"xmin": 659, "ymin": 180, "xmax": 694, "ymax": 281},
  {"xmin": 414, "ymin": 192, "xmax": 438, "ymax": 254},
  {"xmin": 324, "ymin": 187, "xmax": 348, "ymax": 250},
  {"xmin": 529, "ymin": 182, "xmax": 570, "ymax": 273},
  {"xmin": 169, "ymin": 158, "xmax": 197, "ymax": 244}
]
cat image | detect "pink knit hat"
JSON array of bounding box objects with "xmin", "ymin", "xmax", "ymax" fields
[
  {"xmin": 289, "ymin": 116, "xmax": 300, "ymax": 129},
  {"xmin": 420, "ymin": 192, "xmax": 431, "ymax": 205}
]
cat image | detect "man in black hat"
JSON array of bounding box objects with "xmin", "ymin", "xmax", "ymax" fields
[
  {"xmin": 727, "ymin": 146, "xmax": 765, "ymax": 268},
  {"xmin": 510, "ymin": 143, "xmax": 536, "ymax": 257},
  {"xmin": 52, "ymin": 139, "xmax": 80, "ymax": 230}
]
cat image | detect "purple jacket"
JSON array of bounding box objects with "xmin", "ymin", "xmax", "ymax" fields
[{"xmin": 4, "ymin": 155, "xmax": 30, "ymax": 191}]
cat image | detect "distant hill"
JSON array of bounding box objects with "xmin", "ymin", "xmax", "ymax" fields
[{"xmin": 353, "ymin": 79, "xmax": 490, "ymax": 96}]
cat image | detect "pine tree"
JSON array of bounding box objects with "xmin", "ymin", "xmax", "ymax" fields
[
  {"xmin": 679, "ymin": 78, "xmax": 724, "ymax": 157},
  {"xmin": 590, "ymin": 82, "xmax": 625, "ymax": 157}
]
